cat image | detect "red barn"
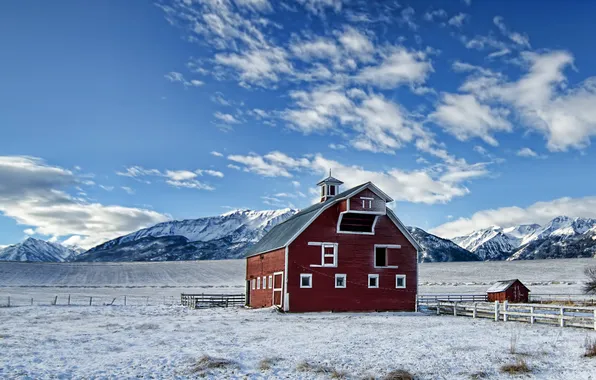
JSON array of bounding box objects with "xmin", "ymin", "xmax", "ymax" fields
[
  {"xmin": 245, "ymin": 176, "xmax": 421, "ymax": 312},
  {"xmin": 486, "ymin": 279, "xmax": 530, "ymax": 303}
]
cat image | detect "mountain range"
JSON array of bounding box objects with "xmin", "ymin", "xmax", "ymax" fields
[{"xmin": 2, "ymin": 210, "xmax": 596, "ymax": 263}]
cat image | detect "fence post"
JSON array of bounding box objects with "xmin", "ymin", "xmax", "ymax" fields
[
  {"xmin": 68, "ymin": 294, "xmax": 71, "ymax": 306},
  {"xmin": 593, "ymin": 309, "xmax": 596, "ymax": 331},
  {"xmin": 53, "ymin": 295, "xmax": 58, "ymax": 306},
  {"xmin": 494, "ymin": 301, "xmax": 499, "ymax": 321},
  {"xmin": 7, "ymin": 296, "xmax": 10, "ymax": 307},
  {"xmin": 31, "ymin": 297, "xmax": 33, "ymax": 306},
  {"xmin": 453, "ymin": 302, "xmax": 457, "ymax": 316},
  {"xmin": 530, "ymin": 306, "xmax": 535, "ymax": 324},
  {"xmin": 146, "ymin": 296, "xmax": 149, "ymax": 306},
  {"xmin": 124, "ymin": 296, "xmax": 127, "ymax": 306},
  {"xmin": 436, "ymin": 303, "xmax": 440, "ymax": 315},
  {"xmin": 503, "ymin": 301, "xmax": 508, "ymax": 322},
  {"xmin": 473, "ymin": 303, "xmax": 477, "ymax": 319},
  {"xmin": 560, "ymin": 307, "xmax": 565, "ymax": 328},
  {"xmin": 89, "ymin": 297, "xmax": 93, "ymax": 306}
]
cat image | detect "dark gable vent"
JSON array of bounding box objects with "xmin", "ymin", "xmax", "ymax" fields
[{"xmin": 340, "ymin": 213, "xmax": 376, "ymax": 233}]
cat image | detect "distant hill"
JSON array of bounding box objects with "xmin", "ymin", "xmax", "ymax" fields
[{"xmin": 0, "ymin": 238, "xmax": 76, "ymax": 262}]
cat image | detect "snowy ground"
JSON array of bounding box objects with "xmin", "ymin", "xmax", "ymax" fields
[{"xmin": 1, "ymin": 305, "xmax": 596, "ymax": 379}]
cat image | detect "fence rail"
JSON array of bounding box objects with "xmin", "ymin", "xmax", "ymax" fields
[
  {"xmin": 0, "ymin": 294, "xmax": 179, "ymax": 307},
  {"xmin": 417, "ymin": 294, "xmax": 487, "ymax": 304},
  {"xmin": 427, "ymin": 300, "xmax": 596, "ymax": 330},
  {"xmin": 180, "ymin": 293, "xmax": 245, "ymax": 309}
]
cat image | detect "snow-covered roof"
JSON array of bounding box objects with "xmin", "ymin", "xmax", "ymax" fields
[{"xmin": 486, "ymin": 279, "xmax": 528, "ymax": 293}]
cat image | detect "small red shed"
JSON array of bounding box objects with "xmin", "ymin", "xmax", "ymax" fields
[
  {"xmin": 245, "ymin": 175, "xmax": 421, "ymax": 312},
  {"xmin": 486, "ymin": 279, "xmax": 530, "ymax": 303}
]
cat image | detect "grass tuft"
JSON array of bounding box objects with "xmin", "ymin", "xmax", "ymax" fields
[
  {"xmin": 500, "ymin": 359, "xmax": 531, "ymax": 374},
  {"xmin": 258, "ymin": 357, "xmax": 282, "ymax": 371},
  {"xmin": 190, "ymin": 355, "xmax": 236, "ymax": 374},
  {"xmin": 584, "ymin": 337, "xmax": 596, "ymax": 358},
  {"xmin": 296, "ymin": 361, "xmax": 347, "ymax": 378},
  {"xmin": 383, "ymin": 369, "xmax": 415, "ymax": 380},
  {"xmin": 135, "ymin": 323, "xmax": 159, "ymax": 330}
]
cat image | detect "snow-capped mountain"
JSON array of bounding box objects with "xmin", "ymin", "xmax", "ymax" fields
[
  {"xmin": 453, "ymin": 217, "xmax": 596, "ymax": 261},
  {"xmin": 407, "ymin": 227, "xmax": 480, "ymax": 263},
  {"xmin": 75, "ymin": 209, "xmax": 300, "ymax": 262},
  {"xmin": 0, "ymin": 238, "xmax": 76, "ymax": 262}
]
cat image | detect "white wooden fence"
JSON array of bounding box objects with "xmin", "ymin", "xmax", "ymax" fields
[
  {"xmin": 431, "ymin": 300, "xmax": 596, "ymax": 330},
  {"xmin": 0, "ymin": 294, "xmax": 179, "ymax": 307}
]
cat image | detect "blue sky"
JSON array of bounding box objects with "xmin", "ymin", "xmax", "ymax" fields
[{"xmin": 1, "ymin": 0, "xmax": 596, "ymax": 249}]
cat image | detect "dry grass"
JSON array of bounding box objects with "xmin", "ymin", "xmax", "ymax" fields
[
  {"xmin": 135, "ymin": 323, "xmax": 159, "ymax": 330},
  {"xmin": 584, "ymin": 337, "xmax": 596, "ymax": 358},
  {"xmin": 296, "ymin": 361, "xmax": 347, "ymax": 379},
  {"xmin": 469, "ymin": 371, "xmax": 488, "ymax": 379},
  {"xmin": 190, "ymin": 355, "xmax": 237, "ymax": 374},
  {"xmin": 258, "ymin": 357, "xmax": 283, "ymax": 371},
  {"xmin": 509, "ymin": 331, "xmax": 519, "ymax": 354},
  {"xmin": 383, "ymin": 369, "xmax": 415, "ymax": 380},
  {"xmin": 500, "ymin": 359, "xmax": 531, "ymax": 374}
]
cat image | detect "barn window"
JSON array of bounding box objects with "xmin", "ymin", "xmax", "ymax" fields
[
  {"xmin": 257, "ymin": 277, "xmax": 261, "ymax": 289},
  {"xmin": 300, "ymin": 273, "xmax": 312, "ymax": 288},
  {"xmin": 368, "ymin": 274, "xmax": 379, "ymax": 288},
  {"xmin": 263, "ymin": 276, "xmax": 267, "ymax": 289},
  {"xmin": 308, "ymin": 242, "xmax": 338, "ymax": 267},
  {"xmin": 373, "ymin": 245, "xmax": 401, "ymax": 268},
  {"xmin": 268, "ymin": 275, "xmax": 273, "ymax": 289},
  {"xmin": 251, "ymin": 279, "xmax": 256, "ymax": 290},
  {"xmin": 360, "ymin": 197, "xmax": 373, "ymax": 209},
  {"xmin": 335, "ymin": 274, "xmax": 347, "ymax": 288},
  {"xmin": 338, "ymin": 213, "xmax": 376, "ymax": 234},
  {"xmin": 328, "ymin": 185, "xmax": 336, "ymax": 196},
  {"xmin": 395, "ymin": 275, "xmax": 406, "ymax": 289}
]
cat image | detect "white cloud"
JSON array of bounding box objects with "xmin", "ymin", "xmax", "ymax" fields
[
  {"xmin": 290, "ymin": 37, "xmax": 340, "ymax": 61},
  {"xmin": 292, "ymin": 181, "xmax": 301, "ymax": 188},
  {"xmin": 164, "ymin": 72, "xmax": 203, "ymax": 87},
  {"xmin": 328, "ymin": 143, "xmax": 346, "ymax": 150},
  {"xmin": 227, "ymin": 151, "xmax": 488, "ymax": 204},
  {"xmin": 357, "ymin": 48, "xmax": 432, "ymax": 89},
  {"xmin": 24, "ymin": 228, "xmax": 35, "ymax": 235},
  {"xmin": 211, "ymin": 151, "xmax": 224, "ymax": 157},
  {"xmin": 228, "ymin": 164, "xmax": 241, "ymax": 170},
  {"xmin": 398, "ymin": 7, "xmax": 418, "ymax": 31},
  {"xmin": 197, "ymin": 169, "xmax": 225, "ymax": 178},
  {"xmin": 423, "ymin": 9, "xmax": 447, "ymax": 22},
  {"xmin": 121, "ymin": 186, "xmax": 135, "ymax": 195},
  {"xmin": 214, "ymin": 112, "xmax": 241, "ymax": 124},
  {"xmin": 462, "ymin": 0, "xmax": 471, "ymax": 5},
  {"xmin": 337, "ymin": 26, "xmax": 374, "ymax": 58},
  {"xmin": 431, "ymin": 93, "xmax": 511, "ymax": 146},
  {"xmin": 296, "ymin": 0, "xmax": 342, "ymax": 15},
  {"xmin": 516, "ymin": 147, "xmax": 546, "ymax": 159},
  {"xmin": 215, "ymin": 47, "xmax": 292, "ymax": 87},
  {"xmin": 448, "ymin": 13, "xmax": 468, "ymax": 28},
  {"xmin": 431, "ymin": 196, "xmax": 596, "ymax": 238},
  {"xmin": 234, "ymin": 0, "xmax": 272, "ymax": 12},
  {"xmin": 99, "ymin": 185, "xmax": 114, "ymax": 191},
  {"xmin": 493, "ymin": 16, "xmax": 531, "ymax": 48},
  {"xmin": 0, "ymin": 156, "xmax": 169, "ymax": 249},
  {"xmin": 118, "ymin": 166, "xmax": 221, "ymax": 191}
]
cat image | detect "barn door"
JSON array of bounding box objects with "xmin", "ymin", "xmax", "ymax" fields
[{"xmin": 272, "ymin": 271, "xmax": 283, "ymax": 307}]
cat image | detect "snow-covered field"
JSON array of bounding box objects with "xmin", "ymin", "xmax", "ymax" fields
[
  {"xmin": 1, "ymin": 257, "xmax": 594, "ymax": 298},
  {"xmin": 1, "ymin": 305, "xmax": 596, "ymax": 379}
]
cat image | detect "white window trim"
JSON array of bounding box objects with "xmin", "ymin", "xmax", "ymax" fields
[
  {"xmin": 368, "ymin": 274, "xmax": 379, "ymax": 289},
  {"xmin": 337, "ymin": 213, "xmax": 379, "ymax": 236},
  {"xmin": 395, "ymin": 274, "xmax": 406, "ymax": 289},
  {"xmin": 257, "ymin": 277, "xmax": 261, "ymax": 290},
  {"xmin": 360, "ymin": 196, "xmax": 373, "ymax": 209},
  {"xmin": 263, "ymin": 276, "xmax": 267, "ymax": 289},
  {"xmin": 251, "ymin": 278, "xmax": 256, "ymax": 290},
  {"xmin": 268, "ymin": 275, "xmax": 273, "ymax": 289},
  {"xmin": 335, "ymin": 274, "xmax": 347, "ymax": 289},
  {"xmin": 373, "ymin": 244, "xmax": 401, "ymax": 268},
  {"xmin": 300, "ymin": 273, "xmax": 313, "ymax": 289},
  {"xmin": 308, "ymin": 242, "xmax": 338, "ymax": 267}
]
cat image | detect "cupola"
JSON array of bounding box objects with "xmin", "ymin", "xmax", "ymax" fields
[{"xmin": 317, "ymin": 171, "xmax": 343, "ymax": 202}]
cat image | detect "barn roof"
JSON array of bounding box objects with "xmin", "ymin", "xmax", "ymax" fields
[
  {"xmin": 246, "ymin": 182, "xmax": 420, "ymax": 257},
  {"xmin": 486, "ymin": 279, "xmax": 530, "ymax": 293}
]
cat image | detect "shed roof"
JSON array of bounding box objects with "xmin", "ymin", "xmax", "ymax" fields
[
  {"xmin": 245, "ymin": 182, "xmax": 420, "ymax": 257},
  {"xmin": 486, "ymin": 279, "xmax": 529, "ymax": 293}
]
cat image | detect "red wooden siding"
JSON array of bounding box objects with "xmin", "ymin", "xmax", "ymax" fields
[
  {"xmin": 246, "ymin": 248, "xmax": 285, "ymax": 308},
  {"xmin": 348, "ymin": 189, "xmax": 386, "ymax": 213},
  {"xmin": 287, "ymin": 204, "xmax": 417, "ymax": 312}
]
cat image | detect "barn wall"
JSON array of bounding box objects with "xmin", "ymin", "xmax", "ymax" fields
[
  {"xmin": 246, "ymin": 248, "xmax": 285, "ymax": 308},
  {"xmin": 287, "ymin": 204, "xmax": 417, "ymax": 312},
  {"xmin": 348, "ymin": 189, "xmax": 386, "ymax": 213}
]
